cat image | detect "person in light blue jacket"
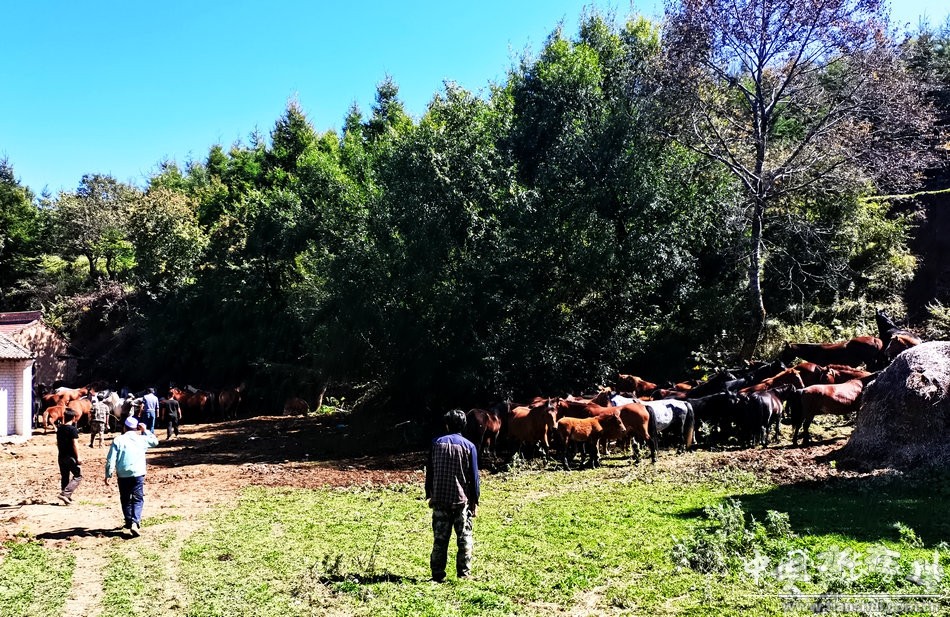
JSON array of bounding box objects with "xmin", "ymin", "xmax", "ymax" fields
[{"xmin": 104, "ymin": 416, "xmax": 159, "ymax": 537}]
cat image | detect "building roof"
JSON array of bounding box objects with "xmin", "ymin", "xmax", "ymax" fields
[
  {"xmin": 0, "ymin": 332, "xmax": 34, "ymax": 360},
  {"xmin": 0, "ymin": 311, "xmax": 43, "ymax": 335}
]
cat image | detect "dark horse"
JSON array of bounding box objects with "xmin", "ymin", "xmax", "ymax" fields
[
  {"xmin": 875, "ymin": 309, "xmax": 922, "ymax": 363},
  {"xmin": 740, "ymin": 385, "xmax": 796, "ymax": 447},
  {"xmin": 779, "ymin": 336, "xmax": 882, "ymax": 369}
]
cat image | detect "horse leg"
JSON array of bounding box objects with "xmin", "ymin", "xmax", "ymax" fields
[
  {"xmin": 590, "ymin": 441, "xmax": 601, "ymax": 468},
  {"xmin": 802, "ymin": 415, "xmax": 813, "ymax": 445}
]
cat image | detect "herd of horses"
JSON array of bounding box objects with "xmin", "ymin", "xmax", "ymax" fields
[
  {"xmin": 35, "ymin": 383, "xmax": 245, "ymax": 433},
  {"xmin": 35, "ymin": 310, "xmax": 922, "ymax": 474},
  {"xmin": 462, "ymin": 310, "xmax": 924, "ymax": 469}
]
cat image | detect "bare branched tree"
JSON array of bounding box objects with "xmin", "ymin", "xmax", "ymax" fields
[{"xmin": 662, "ymin": 0, "xmax": 935, "ymax": 355}]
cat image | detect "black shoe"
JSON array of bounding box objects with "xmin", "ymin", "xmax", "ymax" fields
[{"xmin": 58, "ymin": 494, "xmax": 72, "ymax": 505}]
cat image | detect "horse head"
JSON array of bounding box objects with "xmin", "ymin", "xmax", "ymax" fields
[
  {"xmin": 875, "ymin": 308, "xmax": 897, "ymax": 332},
  {"xmin": 779, "ymin": 342, "xmax": 797, "ymax": 365}
]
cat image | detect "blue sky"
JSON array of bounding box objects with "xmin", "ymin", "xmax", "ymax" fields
[{"xmin": 2, "ymin": 0, "xmax": 946, "ymax": 196}]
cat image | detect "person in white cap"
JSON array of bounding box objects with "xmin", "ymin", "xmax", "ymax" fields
[{"xmin": 104, "ymin": 415, "xmax": 159, "ymax": 536}]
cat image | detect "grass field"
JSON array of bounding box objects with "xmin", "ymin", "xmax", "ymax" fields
[{"xmin": 3, "ymin": 455, "xmax": 949, "ymax": 616}]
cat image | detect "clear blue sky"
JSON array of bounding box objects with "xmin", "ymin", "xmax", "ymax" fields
[{"xmin": 2, "ymin": 0, "xmax": 946, "ymax": 196}]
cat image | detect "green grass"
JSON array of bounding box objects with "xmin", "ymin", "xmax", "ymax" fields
[
  {"xmin": 167, "ymin": 460, "xmax": 950, "ymax": 616},
  {"xmin": 171, "ymin": 463, "xmax": 766, "ymax": 616},
  {"xmin": 10, "ymin": 456, "xmax": 950, "ymax": 616},
  {"xmin": 0, "ymin": 537, "xmax": 74, "ymax": 617}
]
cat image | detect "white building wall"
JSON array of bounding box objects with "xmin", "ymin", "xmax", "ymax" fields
[
  {"xmin": 0, "ymin": 364, "xmax": 13, "ymax": 436},
  {"xmin": 0, "ymin": 360, "xmax": 34, "ymax": 437},
  {"xmin": 17, "ymin": 361, "xmax": 33, "ymax": 437}
]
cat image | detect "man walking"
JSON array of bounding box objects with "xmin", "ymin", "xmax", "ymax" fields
[
  {"xmin": 425, "ymin": 409, "xmax": 480, "ymax": 582},
  {"xmin": 164, "ymin": 396, "xmax": 181, "ymax": 440},
  {"xmin": 89, "ymin": 392, "xmax": 109, "ymax": 448},
  {"xmin": 56, "ymin": 409, "xmax": 82, "ymax": 505},
  {"xmin": 141, "ymin": 387, "xmax": 159, "ymax": 433},
  {"xmin": 104, "ymin": 416, "xmax": 159, "ymax": 537}
]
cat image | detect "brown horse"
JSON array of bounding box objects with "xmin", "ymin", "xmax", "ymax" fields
[
  {"xmin": 739, "ymin": 368, "xmax": 805, "ymax": 394},
  {"xmin": 556, "ymin": 412, "xmax": 625, "ymax": 470},
  {"xmin": 42, "ymin": 404, "xmax": 68, "ymax": 432},
  {"xmin": 824, "ymin": 364, "xmax": 874, "ymax": 383},
  {"xmin": 507, "ymin": 399, "xmax": 558, "ymax": 457},
  {"xmin": 789, "ymin": 362, "xmax": 834, "ymax": 387},
  {"xmin": 42, "ymin": 387, "xmax": 89, "ymax": 409},
  {"xmin": 564, "ymin": 390, "xmax": 613, "ymax": 407},
  {"xmin": 465, "ymin": 408, "xmax": 503, "ymax": 458},
  {"xmin": 169, "ymin": 387, "xmax": 212, "ymax": 422},
  {"xmin": 616, "ymin": 374, "xmax": 658, "ymax": 397},
  {"xmin": 788, "ymin": 377, "xmax": 873, "ymax": 445},
  {"xmin": 218, "ymin": 384, "xmax": 244, "ymax": 420},
  {"xmin": 885, "ymin": 333, "xmax": 921, "ymax": 362},
  {"xmin": 67, "ymin": 397, "xmax": 93, "ymax": 428},
  {"xmin": 568, "ymin": 401, "xmax": 658, "ymax": 464},
  {"xmin": 780, "ymin": 336, "xmax": 883, "ymax": 369}
]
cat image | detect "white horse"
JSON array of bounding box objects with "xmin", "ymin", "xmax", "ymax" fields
[{"xmin": 98, "ymin": 391, "xmax": 125, "ymax": 432}]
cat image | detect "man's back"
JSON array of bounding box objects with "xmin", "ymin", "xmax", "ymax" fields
[
  {"xmin": 427, "ymin": 433, "xmax": 480, "ymax": 510},
  {"xmin": 56, "ymin": 423, "xmax": 78, "ymax": 458},
  {"xmin": 143, "ymin": 393, "xmax": 159, "ymax": 413},
  {"xmin": 106, "ymin": 431, "xmax": 158, "ymax": 478}
]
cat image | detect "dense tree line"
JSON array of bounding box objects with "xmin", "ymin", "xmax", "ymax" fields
[{"xmin": 1, "ymin": 4, "xmax": 947, "ymax": 415}]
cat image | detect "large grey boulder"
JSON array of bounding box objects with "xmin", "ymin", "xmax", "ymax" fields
[{"xmin": 837, "ymin": 341, "xmax": 950, "ymax": 470}]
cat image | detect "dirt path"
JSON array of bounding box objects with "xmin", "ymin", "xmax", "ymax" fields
[{"xmin": 0, "ymin": 415, "xmax": 425, "ymax": 617}]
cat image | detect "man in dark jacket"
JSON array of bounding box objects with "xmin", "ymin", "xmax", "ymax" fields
[
  {"xmin": 56, "ymin": 409, "xmax": 82, "ymax": 504},
  {"xmin": 425, "ymin": 409, "xmax": 480, "ymax": 582}
]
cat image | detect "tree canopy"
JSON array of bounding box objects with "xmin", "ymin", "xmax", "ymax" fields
[{"xmin": 0, "ymin": 6, "xmax": 941, "ymax": 414}]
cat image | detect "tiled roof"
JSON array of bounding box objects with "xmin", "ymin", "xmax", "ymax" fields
[
  {"xmin": 0, "ymin": 332, "xmax": 33, "ymax": 360},
  {"xmin": 0, "ymin": 311, "xmax": 42, "ymax": 324},
  {"xmin": 0, "ymin": 311, "xmax": 41, "ymax": 335}
]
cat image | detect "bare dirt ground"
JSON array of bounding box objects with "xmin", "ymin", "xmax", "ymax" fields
[
  {"xmin": 0, "ymin": 412, "xmax": 867, "ymax": 616},
  {"xmin": 1, "ymin": 413, "xmax": 427, "ymax": 542}
]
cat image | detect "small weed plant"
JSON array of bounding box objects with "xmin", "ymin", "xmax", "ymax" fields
[{"xmin": 671, "ymin": 499, "xmax": 795, "ymax": 574}]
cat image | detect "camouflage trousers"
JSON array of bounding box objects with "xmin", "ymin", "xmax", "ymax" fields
[
  {"xmin": 89, "ymin": 421, "xmax": 106, "ymax": 447},
  {"xmin": 430, "ymin": 504, "xmax": 474, "ymax": 580}
]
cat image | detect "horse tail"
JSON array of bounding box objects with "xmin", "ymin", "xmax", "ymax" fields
[
  {"xmin": 683, "ymin": 404, "xmax": 695, "ymax": 451},
  {"xmin": 647, "ymin": 406, "xmax": 658, "ymax": 463}
]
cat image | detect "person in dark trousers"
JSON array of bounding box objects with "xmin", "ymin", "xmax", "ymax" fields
[
  {"xmin": 104, "ymin": 416, "xmax": 159, "ymax": 537},
  {"xmin": 425, "ymin": 409, "xmax": 480, "ymax": 582},
  {"xmin": 163, "ymin": 396, "xmax": 181, "ymax": 440},
  {"xmin": 89, "ymin": 392, "xmax": 109, "ymax": 448},
  {"xmin": 141, "ymin": 387, "xmax": 159, "ymax": 433},
  {"xmin": 56, "ymin": 409, "xmax": 82, "ymax": 504}
]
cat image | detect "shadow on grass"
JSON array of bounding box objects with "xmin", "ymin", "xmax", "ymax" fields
[
  {"xmin": 143, "ymin": 412, "xmax": 432, "ymax": 471},
  {"xmin": 318, "ymin": 573, "xmax": 424, "ymax": 585},
  {"xmin": 35, "ymin": 527, "xmax": 130, "ymax": 540},
  {"xmin": 681, "ymin": 471, "xmax": 950, "ymax": 546}
]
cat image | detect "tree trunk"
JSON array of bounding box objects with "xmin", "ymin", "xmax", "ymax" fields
[
  {"xmin": 314, "ymin": 383, "xmax": 328, "ymax": 413},
  {"xmin": 84, "ymin": 252, "xmax": 100, "ymax": 281},
  {"xmin": 741, "ymin": 199, "xmax": 767, "ymax": 359}
]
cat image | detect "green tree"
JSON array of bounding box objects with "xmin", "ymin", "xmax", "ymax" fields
[
  {"xmin": 0, "ymin": 159, "xmax": 42, "ymax": 309},
  {"xmin": 663, "ymin": 0, "xmax": 934, "ymax": 356},
  {"xmin": 51, "ymin": 174, "xmax": 139, "ymax": 281},
  {"xmin": 128, "ymin": 187, "xmax": 208, "ymax": 294}
]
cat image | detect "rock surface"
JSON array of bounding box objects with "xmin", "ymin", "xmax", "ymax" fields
[{"xmin": 837, "ymin": 341, "xmax": 950, "ymax": 470}]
